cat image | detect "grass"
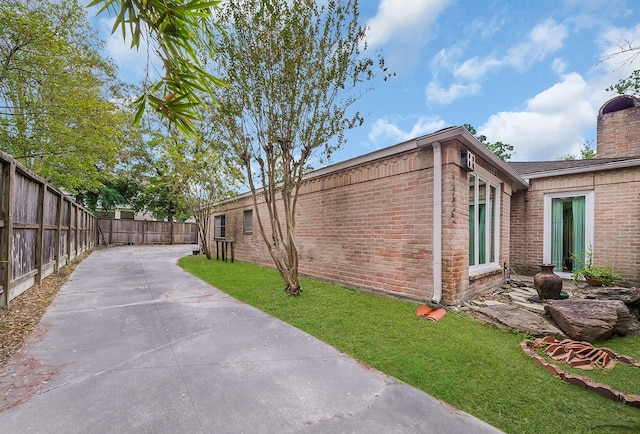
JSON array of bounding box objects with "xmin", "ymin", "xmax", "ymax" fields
[{"xmin": 179, "ymin": 256, "xmax": 640, "ymax": 434}]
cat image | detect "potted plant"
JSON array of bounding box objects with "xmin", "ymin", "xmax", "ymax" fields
[{"xmin": 570, "ymin": 247, "xmax": 621, "ymax": 286}]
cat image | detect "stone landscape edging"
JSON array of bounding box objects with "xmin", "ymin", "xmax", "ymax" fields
[{"xmin": 520, "ymin": 338, "xmax": 640, "ymax": 409}]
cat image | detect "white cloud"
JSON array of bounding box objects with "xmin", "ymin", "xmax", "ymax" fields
[
  {"xmin": 505, "ymin": 19, "xmax": 568, "ymax": 71},
  {"xmin": 456, "ymin": 19, "xmax": 567, "ymax": 79},
  {"xmin": 368, "ymin": 116, "xmax": 447, "ymax": 144},
  {"xmin": 479, "ymin": 73, "xmax": 595, "ymax": 161},
  {"xmin": 454, "ymin": 56, "xmax": 502, "ymax": 82},
  {"xmin": 426, "ymin": 81, "xmax": 481, "ymax": 104},
  {"xmin": 530, "ymin": 19, "xmax": 567, "ymax": 53},
  {"xmin": 365, "ymin": 0, "xmax": 450, "ymax": 48},
  {"xmin": 428, "ymin": 18, "xmax": 568, "ymax": 106},
  {"xmin": 598, "ymin": 22, "xmax": 640, "ymax": 75}
]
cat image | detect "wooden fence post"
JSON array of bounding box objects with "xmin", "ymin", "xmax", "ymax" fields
[
  {"xmin": 0, "ymin": 162, "xmax": 14, "ymax": 308},
  {"xmin": 55, "ymin": 191, "xmax": 62, "ymax": 272},
  {"xmin": 74, "ymin": 205, "xmax": 79, "ymax": 258},
  {"xmin": 66, "ymin": 198, "xmax": 72, "ymax": 264},
  {"xmin": 35, "ymin": 181, "xmax": 45, "ymax": 284}
]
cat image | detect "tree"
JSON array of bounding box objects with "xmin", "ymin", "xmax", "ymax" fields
[
  {"xmin": 607, "ymin": 70, "xmax": 640, "ymax": 96},
  {"xmin": 76, "ymin": 172, "xmax": 141, "ymax": 213},
  {"xmin": 0, "ymin": 0, "xmax": 128, "ymax": 195},
  {"xmin": 120, "ymin": 127, "xmax": 189, "ymax": 221},
  {"xmin": 463, "ymin": 124, "xmax": 514, "ymax": 161},
  {"xmin": 172, "ymin": 120, "xmax": 243, "ymax": 258},
  {"xmin": 88, "ymin": 0, "xmax": 226, "ymax": 137},
  {"xmin": 560, "ymin": 140, "xmax": 596, "ymax": 160},
  {"xmin": 213, "ymin": 0, "xmax": 388, "ymax": 296}
]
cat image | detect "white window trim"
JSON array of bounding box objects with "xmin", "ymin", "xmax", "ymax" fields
[
  {"xmin": 542, "ymin": 190, "xmax": 594, "ymax": 279},
  {"xmin": 469, "ymin": 166, "xmax": 502, "ymax": 276}
]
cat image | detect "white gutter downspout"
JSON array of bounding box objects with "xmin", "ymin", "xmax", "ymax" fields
[{"xmin": 432, "ymin": 142, "xmax": 443, "ymax": 304}]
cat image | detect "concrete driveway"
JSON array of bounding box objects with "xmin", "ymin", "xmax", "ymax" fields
[{"xmin": 0, "ymin": 245, "xmax": 501, "ymax": 433}]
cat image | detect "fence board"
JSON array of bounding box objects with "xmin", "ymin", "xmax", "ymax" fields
[
  {"xmin": 13, "ymin": 172, "xmax": 39, "ymax": 225},
  {"xmin": 11, "ymin": 228, "xmax": 36, "ymax": 281}
]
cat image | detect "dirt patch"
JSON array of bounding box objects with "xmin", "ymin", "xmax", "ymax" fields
[{"xmin": 0, "ymin": 354, "xmax": 61, "ymax": 412}]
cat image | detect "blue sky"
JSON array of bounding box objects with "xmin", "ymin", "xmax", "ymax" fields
[{"xmin": 90, "ymin": 0, "xmax": 640, "ymax": 164}]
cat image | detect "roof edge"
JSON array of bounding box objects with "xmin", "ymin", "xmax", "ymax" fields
[
  {"xmin": 305, "ymin": 126, "xmax": 529, "ymax": 190},
  {"xmin": 518, "ymin": 158, "xmax": 640, "ymax": 179},
  {"xmin": 216, "ymin": 126, "xmax": 530, "ymax": 208},
  {"xmin": 415, "ymin": 126, "xmax": 529, "ymax": 190}
]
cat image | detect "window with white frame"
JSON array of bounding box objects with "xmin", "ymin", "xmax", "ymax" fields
[
  {"xmin": 243, "ymin": 210, "xmax": 253, "ymax": 234},
  {"xmin": 469, "ymin": 169, "xmax": 501, "ymax": 272},
  {"xmin": 214, "ymin": 214, "xmax": 226, "ymax": 239},
  {"xmin": 543, "ymin": 191, "xmax": 594, "ymax": 275}
]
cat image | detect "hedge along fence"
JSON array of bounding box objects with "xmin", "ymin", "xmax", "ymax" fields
[
  {"xmin": 0, "ymin": 151, "xmax": 95, "ymax": 309},
  {"xmin": 96, "ymin": 219, "xmax": 197, "ymax": 245}
]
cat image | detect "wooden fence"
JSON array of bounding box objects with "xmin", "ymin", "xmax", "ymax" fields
[
  {"xmin": 96, "ymin": 219, "xmax": 197, "ymax": 246},
  {"xmin": 0, "ymin": 151, "xmax": 96, "ymax": 308}
]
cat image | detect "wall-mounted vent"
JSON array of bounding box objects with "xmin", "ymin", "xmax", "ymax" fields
[{"xmin": 461, "ymin": 150, "xmax": 475, "ymax": 172}]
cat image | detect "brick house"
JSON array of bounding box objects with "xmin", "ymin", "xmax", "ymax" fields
[
  {"xmin": 212, "ymin": 95, "xmax": 640, "ymax": 305},
  {"xmin": 509, "ymin": 95, "xmax": 640, "ymax": 286}
]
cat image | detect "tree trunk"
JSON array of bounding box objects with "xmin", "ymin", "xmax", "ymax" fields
[
  {"xmin": 285, "ymin": 284, "xmax": 301, "ymax": 296},
  {"xmin": 282, "ymin": 260, "xmax": 301, "ymax": 296}
]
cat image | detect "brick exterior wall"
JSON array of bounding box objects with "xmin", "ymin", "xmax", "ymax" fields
[
  {"xmin": 510, "ymin": 168, "xmax": 640, "ymax": 285},
  {"xmin": 597, "ymin": 96, "xmax": 640, "ymax": 158},
  {"xmin": 465, "ymin": 153, "xmax": 513, "ymax": 300},
  {"xmin": 212, "ymin": 139, "xmax": 515, "ymax": 305}
]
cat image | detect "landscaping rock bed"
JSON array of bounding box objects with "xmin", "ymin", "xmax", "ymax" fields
[{"xmin": 463, "ymin": 279, "xmax": 640, "ymax": 341}]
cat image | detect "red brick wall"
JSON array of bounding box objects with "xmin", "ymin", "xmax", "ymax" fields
[
  {"xmin": 213, "ymin": 140, "xmax": 515, "ymax": 304},
  {"xmin": 510, "ymin": 168, "xmax": 640, "ymax": 284}
]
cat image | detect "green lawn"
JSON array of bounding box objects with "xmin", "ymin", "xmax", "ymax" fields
[{"xmin": 179, "ymin": 256, "xmax": 640, "ymax": 434}]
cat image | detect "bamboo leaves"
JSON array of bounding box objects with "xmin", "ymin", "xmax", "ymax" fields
[{"xmin": 88, "ymin": 0, "xmax": 226, "ymax": 137}]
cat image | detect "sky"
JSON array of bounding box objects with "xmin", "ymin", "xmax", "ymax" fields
[{"xmin": 89, "ymin": 0, "xmax": 640, "ymax": 164}]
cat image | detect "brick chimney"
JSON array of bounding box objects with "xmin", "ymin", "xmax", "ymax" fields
[{"xmin": 597, "ymin": 95, "xmax": 640, "ymax": 158}]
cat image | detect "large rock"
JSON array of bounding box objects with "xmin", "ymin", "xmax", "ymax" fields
[
  {"xmin": 545, "ymin": 300, "xmax": 633, "ymax": 341},
  {"xmin": 477, "ymin": 304, "xmax": 565, "ymax": 338},
  {"xmin": 581, "ymin": 286, "xmax": 640, "ymax": 305}
]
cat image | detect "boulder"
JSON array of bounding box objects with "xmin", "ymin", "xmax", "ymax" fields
[
  {"xmin": 545, "ymin": 300, "xmax": 633, "ymax": 342},
  {"xmin": 477, "ymin": 304, "xmax": 565, "ymax": 338},
  {"xmin": 581, "ymin": 286, "xmax": 640, "ymax": 305}
]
